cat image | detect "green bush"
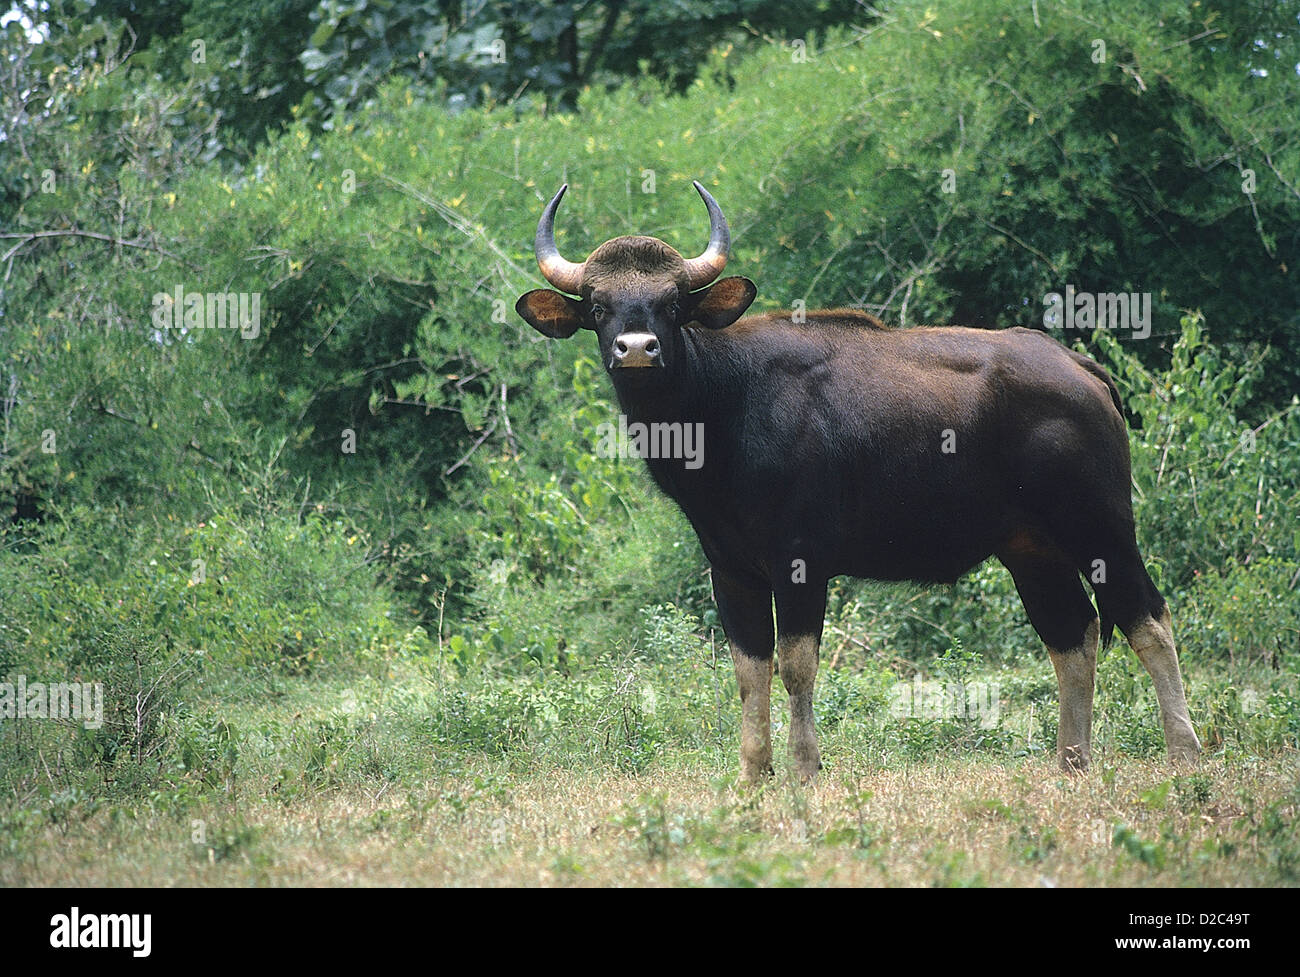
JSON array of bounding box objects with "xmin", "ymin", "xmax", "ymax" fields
[{"xmin": 1095, "ymin": 315, "xmax": 1300, "ymax": 600}]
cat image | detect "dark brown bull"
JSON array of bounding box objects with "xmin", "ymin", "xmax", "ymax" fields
[{"xmin": 516, "ymin": 181, "xmax": 1200, "ymax": 782}]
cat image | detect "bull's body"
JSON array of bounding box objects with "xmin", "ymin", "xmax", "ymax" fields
[
  {"xmin": 517, "ymin": 183, "xmax": 1201, "ymax": 781},
  {"xmin": 629, "ymin": 314, "xmax": 1119, "ymax": 592}
]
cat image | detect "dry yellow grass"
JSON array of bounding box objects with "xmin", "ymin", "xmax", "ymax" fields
[{"xmin": 5, "ymin": 753, "xmax": 1296, "ymax": 887}]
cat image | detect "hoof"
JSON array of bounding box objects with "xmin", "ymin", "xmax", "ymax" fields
[
  {"xmin": 1059, "ymin": 744, "xmax": 1090, "ymax": 774},
  {"xmin": 739, "ymin": 760, "xmax": 774, "ymax": 785},
  {"xmin": 795, "ymin": 763, "xmax": 822, "ymax": 786},
  {"xmin": 791, "ymin": 751, "xmax": 822, "ymax": 786},
  {"xmin": 1168, "ymin": 742, "xmax": 1202, "ymax": 766},
  {"xmin": 1166, "ymin": 723, "xmax": 1202, "ymax": 766}
]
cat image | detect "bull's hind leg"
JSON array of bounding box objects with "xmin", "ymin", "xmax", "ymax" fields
[
  {"xmin": 713, "ymin": 569, "xmax": 775, "ymax": 783},
  {"xmin": 1122, "ymin": 605, "xmax": 1201, "ymax": 764},
  {"xmin": 774, "ymin": 577, "xmax": 828, "ymax": 784},
  {"xmin": 1074, "ymin": 528, "xmax": 1201, "ymax": 764},
  {"xmin": 1078, "ymin": 528, "xmax": 1202, "ymax": 765},
  {"xmin": 1050, "ymin": 619, "xmax": 1100, "ymax": 771},
  {"xmin": 999, "ymin": 542, "xmax": 1101, "ymax": 772}
]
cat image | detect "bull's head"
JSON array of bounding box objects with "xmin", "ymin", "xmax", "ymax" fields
[{"xmin": 515, "ymin": 182, "xmax": 756, "ymax": 376}]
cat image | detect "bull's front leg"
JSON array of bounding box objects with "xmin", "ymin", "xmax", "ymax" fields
[
  {"xmin": 713, "ymin": 568, "xmax": 775, "ymax": 784},
  {"xmin": 775, "ymin": 575, "xmax": 828, "ymax": 784}
]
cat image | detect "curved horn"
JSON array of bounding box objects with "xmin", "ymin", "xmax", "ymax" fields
[
  {"xmin": 534, "ymin": 184, "xmax": 585, "ymax": 295},
  {"xmin": 682, "ymin": 180, "xmax": 730, "ymax": 290}
]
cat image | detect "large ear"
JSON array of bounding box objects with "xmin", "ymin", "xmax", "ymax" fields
[
  {"xmin": 685, "ymin": 276, "xmax": 756, "ymax": 329},
  {"xmin": 516, "ymin": 289, "xmax": 585, "ymax": 339}
]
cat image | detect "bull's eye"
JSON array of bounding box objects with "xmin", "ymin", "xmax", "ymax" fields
[
  {"xmin": 669, "ymin": 302, "xmax": 680, "ymax": 319},
  {"xmin": 591, "ymin": 304, "xmax": 606, "ymax": 321}
]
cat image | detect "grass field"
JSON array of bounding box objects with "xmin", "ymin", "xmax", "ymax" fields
[
  {"xmin": 6, "ymin": 758, "xmax": 1297, "ymax": 888},
  {"xmin": 4, "ymin": 648, "xmax": 1296, "ymax": 888}
]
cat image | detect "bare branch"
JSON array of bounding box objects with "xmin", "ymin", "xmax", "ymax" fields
[{"xmin": 0, "ymin": 228, "xmax": 190, "ymax": 269}]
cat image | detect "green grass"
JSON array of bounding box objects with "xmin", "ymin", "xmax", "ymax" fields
[{"xmin": 2, "ymin": 643, "xmax": 1296, "ymax": 887}]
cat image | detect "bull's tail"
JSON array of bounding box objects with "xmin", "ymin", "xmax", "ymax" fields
[
  {"xmin": 1098, "ymin": 608, "xmax": 1117, "ymax": 650},
  {"xmin": 1065, "ymin": 351, "xmax": 1142, "ymax": 651}
]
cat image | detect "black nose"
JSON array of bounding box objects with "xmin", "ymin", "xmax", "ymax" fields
[{"xmin": 612, "ymin": 332, "xmax": 661, "ymax": 368}]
